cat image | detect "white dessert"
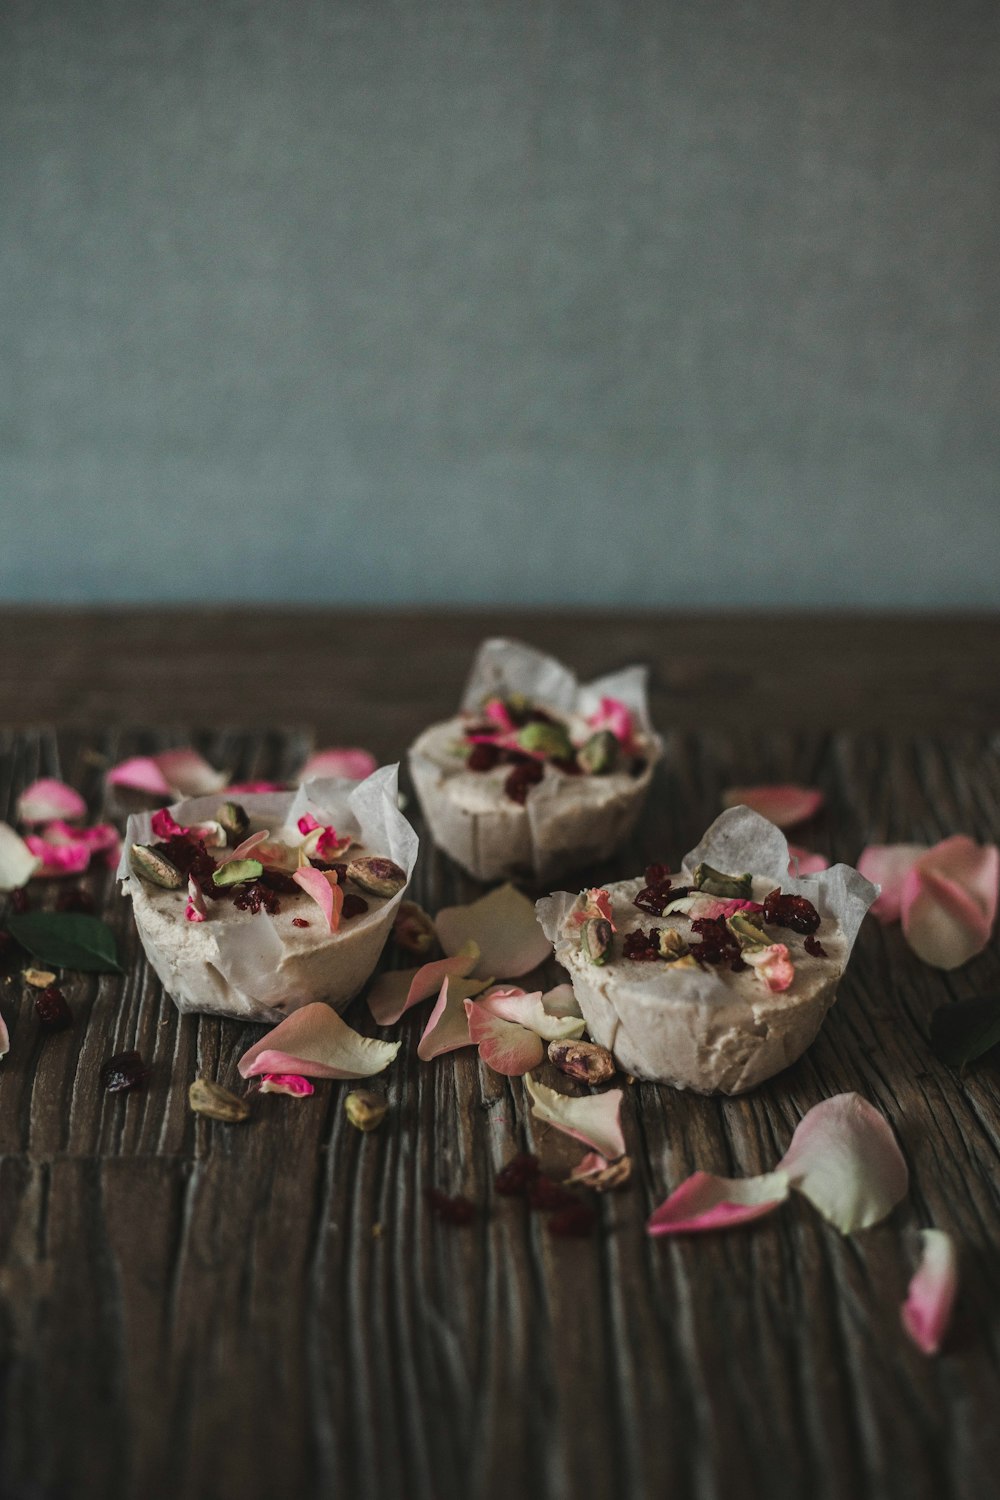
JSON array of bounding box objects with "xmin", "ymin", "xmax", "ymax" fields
[
  {"xmin": 408, "ymin": 638, "xmax": 662, "ymax": 884},
  {"xmin": 536, "ymin": 807, "xmax": 877, "ymax": 1095},
  {"xmin": 119, "ymin": 767, "xmax": 418, "ymax": 1023}
]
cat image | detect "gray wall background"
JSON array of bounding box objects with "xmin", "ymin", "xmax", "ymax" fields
[{"xmin": 2, "ymin": 0, "xmax": 998, "ymax": 608}]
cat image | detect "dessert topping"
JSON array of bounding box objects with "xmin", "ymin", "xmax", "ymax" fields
[
  {"xmin": 212, "ymin": 858, "xmax": 265, "ymax": 887},
  {"xmin": 580, "ymin": 917, "xmax": 613, "ymax": 965},
  {"xmin": 762, "ymin": 888, "xmax": 821, "ymax": 934},
  {"xmin": 656, "ymin": 929, "xmax": 692, "ymax": 963},
  {"xmin": 517, "ymin": 721, "xmax": 574, "ymax": 760},
  {"xmin": 503, "ymin": 759, "xmax": 544, "ymax": 804},
  {"xmin": 131, "ymin": 843, "xmax": 185, "ymax": 890},
  {"xmin": 692, "ymin": 862, "xmax": 753, "ymax": 900},
  {"xmin": 346, "ymin": 856, "xmax": 407, "ymax": 899},
  {"xmin": 216, "ymin": 800, "xmax": 250, "ymax": 842},
  {"xmin": 577, "ymin": 729, "xmax": 620, "ymax": 776}
]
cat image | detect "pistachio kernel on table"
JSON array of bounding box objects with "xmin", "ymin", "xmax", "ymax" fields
[
  {"xmin": 344, "ymin": 1089, "xmax": 389, "ymax": 1132},
  {"xmin": 188, "ymin": 1076, "xmax": 251, "ymax": 1123}
]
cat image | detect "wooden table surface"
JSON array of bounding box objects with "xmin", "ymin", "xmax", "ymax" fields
[{"xmin": 1, "ymin": 609, "xmax": 998, "ymax": 1500}]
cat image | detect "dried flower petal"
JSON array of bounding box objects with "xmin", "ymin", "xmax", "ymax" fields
[
  {"xmin": 257, "ymin": 1073, "xmax": 315, "ymax": 1097},
  {"xmin": 901, "ymin": 837, "xmax": 999, "ymax": 971},
  {"xmin": 524, "ymin": 1077, "xmax": 626, "ymax": 1159},
  {"xmin": 417, "ymin": 973, "xmax": 492, "ymax": 1060},
  {"xmin": 367, "ymin": 944, "xmax": 480, "ymax": 1026},
  {"xmin": 466, "ymin": 1000, "xmax": 545, "ymax": 1076},
  {"xmin": 647, "ymin": 1171, "xmax": 790, "ymax": 1235},
  {"xmin": 292, "ymin": 867, "xmax": 344, "ymax": 932},
  {"xmin": 776, "ymin": 1092, "xmax": 908, "ymax": 1232},
  {"xmin": 298, "ymin": 748, "xmax": 378, "ymax": 783},
  {"xmin": 23, "ymin": 833, "xmax": 92, "ymax": 878},
  {"xmin": 107, "ymin": 749, "xmax": 227, "ymax": 799},
  {"xmin": 0, "ymin": 1011, "xmax": 8, "ymax": 1060},
  {"xmin": 477, "ymin": 986, "xmax": 585, "ymax": 1042},
  {"xmin": 541, "ymin": 983, "xmax": 582, "ymax": 1020},
  {"xmin": 17, "ymin": 779, "xmax": 87, "ymax": 824},
  {"xmin": 722, "ymin": 784, "xmax": 824, "ymax": 829},
  {"xmin": 742, "ymin": 942, "xmax": 795, "ymax": 993},
  {"xmin": 857, "ymin": 844, "xmax": 928, "ymax": 922},
  {"xmin": 238, "ymin": 1002, "xmax": 400, "ymax": 1081},
  {"xmin": 436, "ymin": 883, "xmax": 552, "ymax": 979},
  {"xmin": 185, "ymin": 876, "xmax": 207, "ymax": 923},
  {"xmin": 901, "ymin": 1229, "xmax": 958, "ymax": 1355},
  {"xmin": 0, "ymin": 823, "xmax": 42, "ymax": 891},
  {"xmin": 787, "ymin": 844, "xmax": 830, "ymax": 876}
]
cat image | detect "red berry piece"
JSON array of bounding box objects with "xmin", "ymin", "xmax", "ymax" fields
[
  {"xmin": 341, "ymin": 894, "xmax": 370, "ymax": 920},
  {"xmin": 292, "ymin": 917, "xmax": 309, "ymax": 928},
  {"xmin": 622, "ymin": 929, "xmax": 662, "ymax": 961},
  {"xmin": 467, "ymin": 742, "xmax": 501, "ymax": 772},
  {"xmin": 426, "ymin": 1188, "xmax": 476, "ymax": 1225},
  {"xmin": 503, "ymin": 760, "xmax": 544, "ymax": 805},
  {"xmin": 527, "ymin": 1175, "xmax": 576, "ymax": 1213},
  {"xmin": 690, "ymin": 916, "xmax": 741, "ymax": 965},
  {"xmin": 494, "ymin": 1152, "xmax": 541, "ymax": 1196},
  {"xmin": 548, "ymin": 1201, "xmax": 597, "ymax": 1237},
  {"xmin": 762, "ymin": 889, "xmax": 820, "ymax": 935},
  {"xmin": 35, "ymin": 985, "xmax": 72, "ymax": 1031},
  {"xmin": 100, "ymin": 1049, "xmax": 150, "ymax": 1094},
  {"xmin": 644, "ymin": 862, "xmax": 671, "ymax": 888},
  {"xmin": 804, "ymin": 934, "xmax": 827, "ymax": 957}
]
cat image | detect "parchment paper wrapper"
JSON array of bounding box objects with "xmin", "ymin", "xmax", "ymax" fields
[
  {"xmin": 119, "ymin": 764, "xmax": 418, "ymax": 1022},
  {"xmin": 536, "ymin": 806, "xmax": 878, "ymax": 1094},
  {"xmin": 409, "ymin": 638, "xmax": 662, "ymax": 885}
]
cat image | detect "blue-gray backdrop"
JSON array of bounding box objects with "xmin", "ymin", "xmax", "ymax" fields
[{"xmin": 2, "ymin": 0, "xmax": 998, "ymax": 607}]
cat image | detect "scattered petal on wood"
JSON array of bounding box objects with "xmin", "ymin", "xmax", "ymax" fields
[
  {"xmin": 525, "ymin": 1077, "xmax": 626, "ymax": 1160},
  {"xmin": 721, "ymin": 784, "xmax": 824, "ymax": 829},
  {"xmin": 567, "ymin": 1153, "xmax": 632, "ymax": 1191},
  {"xmin": 857, "ymin": 844, "xmax": 927, "ymax": 922},
  {"xmin": 436, "ymin": 883, "xmax": 552, "ymax": 979},
  {"xmin": 788, "ymin": 845, "xmax": 830, "ymax": 876},
  {"xmin": 541, "ymin": 983, "xmax": 582, "ymax": 1020},
  {"xmin": 16, "ymin": 778, "xmax": 87, "ymax": 824},
  {"xmin": 466, "ymin": 1001, "xmax": 545, "ymax": 1076},
  {"xmin": 367, "ymin": 944, "xmax": 480, "ymax": 1026},
  {"xmin": 777, "ymin": 1093, "xmax": 909, "ymax": 1233},
  {"xmin": 417, "ymin": 974, "xmax": 492, "ymax": 1060},
  {"xmin": 298, "ymin": 748, "xmax": 378, "ymax": 782},
  {"xmin": 901, "ymin": 1229, "xmax": 958, "ymax": 1356},
  {"xmin": 901, "ymin": 837, "xmax": 999, "ymax": 970},
  {"xmin": 477, "ymin": 986, "xmax": 586, "ymax": 1042},
  {"xmin": 647, "ymin": 1171, "xmax": 789, "ymax": 1235},
  {"xmin": 0, "ymin": 1011, "xmax": 8, "ymax": 1061},
  {"xmin": 238, "ymin": 1003, "xmax": 400, "ymax": 1081}
]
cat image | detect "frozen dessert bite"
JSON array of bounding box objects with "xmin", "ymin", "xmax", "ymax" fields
[
  {"xmin": 408, "ymin": 638, "xmax": 662, "ymax": 884},
  {"xmin": 119, "ymin": 765, "xmax": 418, "ymax": 1022},
  {"xmin": 536, "ymin": 807, "xmax": 877, "ymax": 1094}
]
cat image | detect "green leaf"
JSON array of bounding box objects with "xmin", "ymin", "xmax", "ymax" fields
[
  {"xmin": 929, "ymin": 993, "xmax": 1000, "ymax": 1072},
  {"xmin": 6, "ymin": 912, "xmax": 123, "ymax": 974},
  {"xmin": 212, "ymin": 859, "xmax": 263, "ymax": 887}
]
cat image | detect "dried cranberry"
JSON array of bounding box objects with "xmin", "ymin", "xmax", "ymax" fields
[
  {"xmin": 762, "ymin": 889, "xmax": 820, "ymax": 935},
  {"xmin": 804, "ymin": 934, "xmax": 827, "ymax": 957},
  {"xmin": 233, "ymin": 880, "xmax": 280, "ymax": 915},
  {"xmin": 504, "ymin": 760, "xmax": 544, "ymax": 805},
  {"xmin": 690, "ymin": 916, "xmax": 740, "ymax": 965},
  {"xmin": 100, "ymin": 1049, "xmax": 150, "ymax": 1093},
  {"xmin": 56, "ymin": 887, "xmax": 95, "ymax": 914},
  {"xmin": 10, "ymin": 889, "xmax": 30, "ymax": 915},
  {"xmin": 261, "ymin": 869, "xmax": 299, "ymax": 895},
  {"xmin": 548, "ymin": 1201, "xmax": 597, "ymax": 1237},
  {"xmin": 494, "ymin": 1152, "xmax": 541, "ymax": 1196},
  {"xmin": 634, "ymin": 884, "xmax": 673, "ymax": 916},
  {"xmin": 35, "ymin": 985, "xmax": 72, "ymax": 1031},
  {"xmin": 550, "ymin": 756, "xmax": 582, "ymax": 776},
  {"xmin": 341, "ymin": 893, "xmax": 370, "ymax": 920},
  {"xmin": 622, "ymin": 928, "xmax": 662, "ymax": 961},
  {"xmin": 644, "ymin": 862, "xmax": 671, "ymax": 887},
  {"xmin": 292, "ymin": 917, "xmax": 309, "ymax": 928},
  {"xmin": 527, "ymin": 1175, "xmax": 577, "ymax": 1213},
  {"xmin": 467, "ymin": 742, "xmax": 501, "ymax": 772},
  {"xmin": 426, "ymin": 1188, "xmax": 476, "ymax": 1225}
]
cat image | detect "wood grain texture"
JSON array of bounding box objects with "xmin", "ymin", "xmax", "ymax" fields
[{"xmin": 0, "ymin": 626, "xmax": 999, "ymax": 1500}]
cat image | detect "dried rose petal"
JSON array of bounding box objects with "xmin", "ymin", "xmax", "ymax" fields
[
  {"xmin": 257, "ymin": 1073, "xmax": 315, "ymax": 1097},
  {"xmin": 238, "ymin": 1003, "xmax": 400, "ymax": 1081},
  {"xmin": 524, "ymin": 1077, "xmax": 626, "ymax": 1160},
  {"xmin": 16, "ymin": 778, "xmax": 87, "ymax": 824},
  {"xmin": 436, "ymin": 884, "xmax": 552, "ymax": 979},
  {"xmin": 722, "ymin": 784, "xmax": 824, "ymax": 829},
  {"xmin": 901, "ymin": 1229, "xmax": 958, "ymax": 1355}
]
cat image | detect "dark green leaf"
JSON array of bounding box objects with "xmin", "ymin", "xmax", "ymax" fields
[
  {"xmin": 6, "ymin": 912, "xmax": 123, "ymax": 974},
  {"xmin": 929, "ymin": 993, "xmax": 1000, "ymax": 1072}
]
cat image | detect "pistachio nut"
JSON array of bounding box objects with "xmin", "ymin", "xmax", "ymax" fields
[
  {"xmin": 212, "ymin": 858, "xmax": 264, "ymax": 887},
  {"xmin": 131, "ymin": 843, "xmax": 185, "ymax": 890},
  {"xmin": 691, "ymin": 862, "xmax": 753, "ymax": 900},
  {"xmin": 576, "ymin": 729, "xmax": 620, "ymax": 776},
  {"xmin": 346, "ymin": 856, "xmax": 407, "ymax": 899},
  {"xmin": 656, "ymin": 929, "xmax": 690, "ymax": 961},
  {"xmin": 517, "ymin": 721, "xmax": 574, "ymax": 760},
  {"xmin": 188, "ymin": 1076, "xmax": 250, "ymax": 1123},
  {"xmin": 344, "ymin": 1089, "xmax": 388, "ymax": 1133},
  {"xmin": 580, "ymin": 916, "xmax": 613, "ymax": 965},
  {"xmin": 726, "ymin": 912, "xmax": 770, "ymax": 949},
  {"xmin": 547, "ymin": 1038, "xmax": 617, "ymax": 1085},
  {"xmin": 22, "ymin": 968, "xmax": 58, "ymax": 989},
  {"xmin": 216, "ymin": 800, "xmax": 250, "ymax": 842}
]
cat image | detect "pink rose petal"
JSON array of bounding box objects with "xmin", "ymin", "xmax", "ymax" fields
[
  {"xmin": 483, "ymin": 698, "xmax": 517, "ymax": 732},
  {"xmin": 155, "ymin": 749, "xmax": 229, "ymax": 798},
  {"xmin": 298, "ymin": 748, "xmax": 378, "ymax": 783},
  {"xmin": 185, "ymin": 876, "xmax": 207, "ymax": 923},
  {"xmin": 722, "ymin": 784, "xmax": 824, "ymax": 829},
  {"xmin": 24, "ymin": 834, "xmax": 92, "ymax": 877},
  {"xmin": 16, "ymin": 778, "xmax": 87, "ymax": 824},
  {"xmin": 567, "ymin": 888, "xmax": 616, "ymax": 930},
  {"xmin": 416, "ymin": 974, "xmax": 488, "ymax": 1060},
  {"xmin": 466, "ymin": 1001, "xmax": 544, "ymax": 1076},
  {"xmin": 900, "ymin": 837, "xmax": 999, "ymax": 971},
  {"xmin": 478, "ymin": 985, "xmax": 585, "ymax": 1041},
  {"xmin": 151, "ymin": 808, "xmax": 188, "ymax": 839},
  {"xmin": 257, "ymin": 1073, "xmax": 315, "ymax": 1097},
  {"xmin": 667, "ymin": 894, "xmax": 764, "ymax": 921},
  {"xmin": 367, "ymin": 945, "xmax": 481, "ymax": 1026},
  {"xmin": 436, "ymin": 883, "xmax": 552, "ymax": 980},
  {"xmin": 0, "ymin": 823, "xmax": 41, "ymax": 890},
  {"xmin": 901, "ymin": 1229, "xmax": 958, "ymax": 1355},
  {"xmin": 857, "ymin": 844, "xmax": 927, "ymax": 922},
  {"xmin": 297, "ymin": 815, "xmax": 321, "ymax": 835},
  {"xmin": 541, "ymin": 983, "xmax": 582, "ymax": 1020},
  {"xmin": 238, "ymin": 1002, "xmax": 400, "ymax": 1080},
  {"xmin": 43, "ymin": 820, "xmax": 119, "ymax": 854},
  {"xmin": 107, "ymin": 755, "xmax": 173, "ymax": 797},
  {"xmin": 647, "ymin": 1170, "xmax": 790, "ymax": 1236},
  {"xmin": 788, "ymin": 845, "xmax": 830, "ymax": 876},
  {"xmin": 292, "ymin": 867, "xmax": 344, "ymax": 932},
  {"xmin": 219, "ymin": 829, "xmax": 271, "ymax": 866},
  {"xmin": 776, "ymin": 1092, "xmax": 909, "ymax": 1232},
  {"xmin": 524, "ymin": 1077, "xmax": 626, "ymax": 1159},
  {"xmin": 587, "ymin": 696, "xmax": 637, "ymax": 750},
  {"xmin": 742, "ymin": 942, "xmax": 795, "ymax": 993}
]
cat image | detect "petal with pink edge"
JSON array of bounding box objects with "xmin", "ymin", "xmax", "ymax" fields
[
  {"xmin": 647, "ymin": 1170, "xmax": 790, "ymax": 1236},
  {"xmin": 0, "ymin": 824, "xmax": 42, "ymax": 891},
  {"xmin": 218, "ymin": 829, "xmax": 271, "ymax": 865},
  {"xmin": 857, "ymin": 845, "xmax": 927, "ymax": 922},
  {"xmin": 742, "ymin": 942, "xmax": 795, "ymax": 993},
  {"xmin": 776, "ymin": 1092, "xmax": 909, "ymax": 1232},
  {"xmin": 292, "ymin": 868, "xmax": 344, "ymax": 932},
  {"xmin": 466, "ymin": 1002, "xmax": 544, "ymax": 1076},
  {"xmin": 417, "ymin": 975, "xmax": 492, "ymax": 1060},
  {"xmin": 436, "ymin": 883, "xmax": 552, "ymax": 980},
  {"xmin": 151, "ymin": 808, "xmax": 188, "ymax": 839},
  {"xmin": 901, "ymin": 1229, "xmax": 958, "ymax": 1355},
  {"xmin": 238, "ymin": 1003, "xmax": 399, "ymax": 1080},
  {"xmin": 258, "ymin": 1073, "xmax": 315, "ymax": 1097},
  {"xmin": 155, "ymin": 749, "xmax": 229, "ymax": 798},
  {"xmin": 541, "ymin": 983, "xmax": 583, "ymax": 1020},
  {"xmin": 477, "ymin": 986, "xmax": 585, "ymax": 1041},
  {"xmin": 901, "ymin": 837, "xmax": 999, "ymax": 971},
  {"xmin": 722, "ymin": 784, "xmax": 824, "ymax": 829},
  {"xmin": 107, "ymin": 755, "xmax": 174, "ymax": 797},
  {"xmin": 788, "ymin": 845, "xmax": 830, "ymax": 876},
  {"xmin": 17, "ymin": 779, "xmax": 87, "ymax": 824},
  {"xmin": 367, "ymin": 944, "xmax": 480, "ymax": 1026},
  {"xmin": 298, "ymin": 748, "xmax": 378, "ymax": 783},
  {"xmin": 524, "ymin": 1077, "xmax": 626, "ymax": 1159},
  {"xmin": 24, "ymin": 834, "xmax": 92, "ymax": 877}
]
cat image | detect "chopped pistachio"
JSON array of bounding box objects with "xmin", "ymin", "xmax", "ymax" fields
[
  {"xmin": 547, "ymin": 1038, "xmax": 616, "ymax": 1084},
  {"xmin": 576, "ymin": 729, "xmax": 620, "ymax": 775},
  {"xmin": 212, "ymin": 858, "xmax": 264, "ymax": 887},
  {"xmin": 131, "ymin": 843, "xmax": 185, "ymax": 890},
  {"xmin": 580, "ymin": 917, "xmax": 613, "ymax": 965},
  {"xmin": 22, "ymin": 968, "xmax": 58, "ymax": 989},
  {"xmin": 517, "ymin": 721, "xmax": 574, "ymax": 760},
  {"xmin": 216, "ymin": 801, "xmax": 250, "ymax": 843},
  {"xmin": 346, "ymin": 856, "xmax": 407, "ymax": 899},
  {"xmin": 188, "ymin": 1076, "xmax": 250, "ymax": 1123},
  {"xmin": 344, "ymin": 1089, "xmax": 388, "ymax": 1132},
  {"xmin": 727, "ymin": 912, "xmax": 770, "ymax": 949},
  {"xmin": 691, "ymin": 862, "xmax": 753, "ymax": 899},
  {"xmin": 656, "ymin": 929, "xmax": 690, "ymax": 961}
]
